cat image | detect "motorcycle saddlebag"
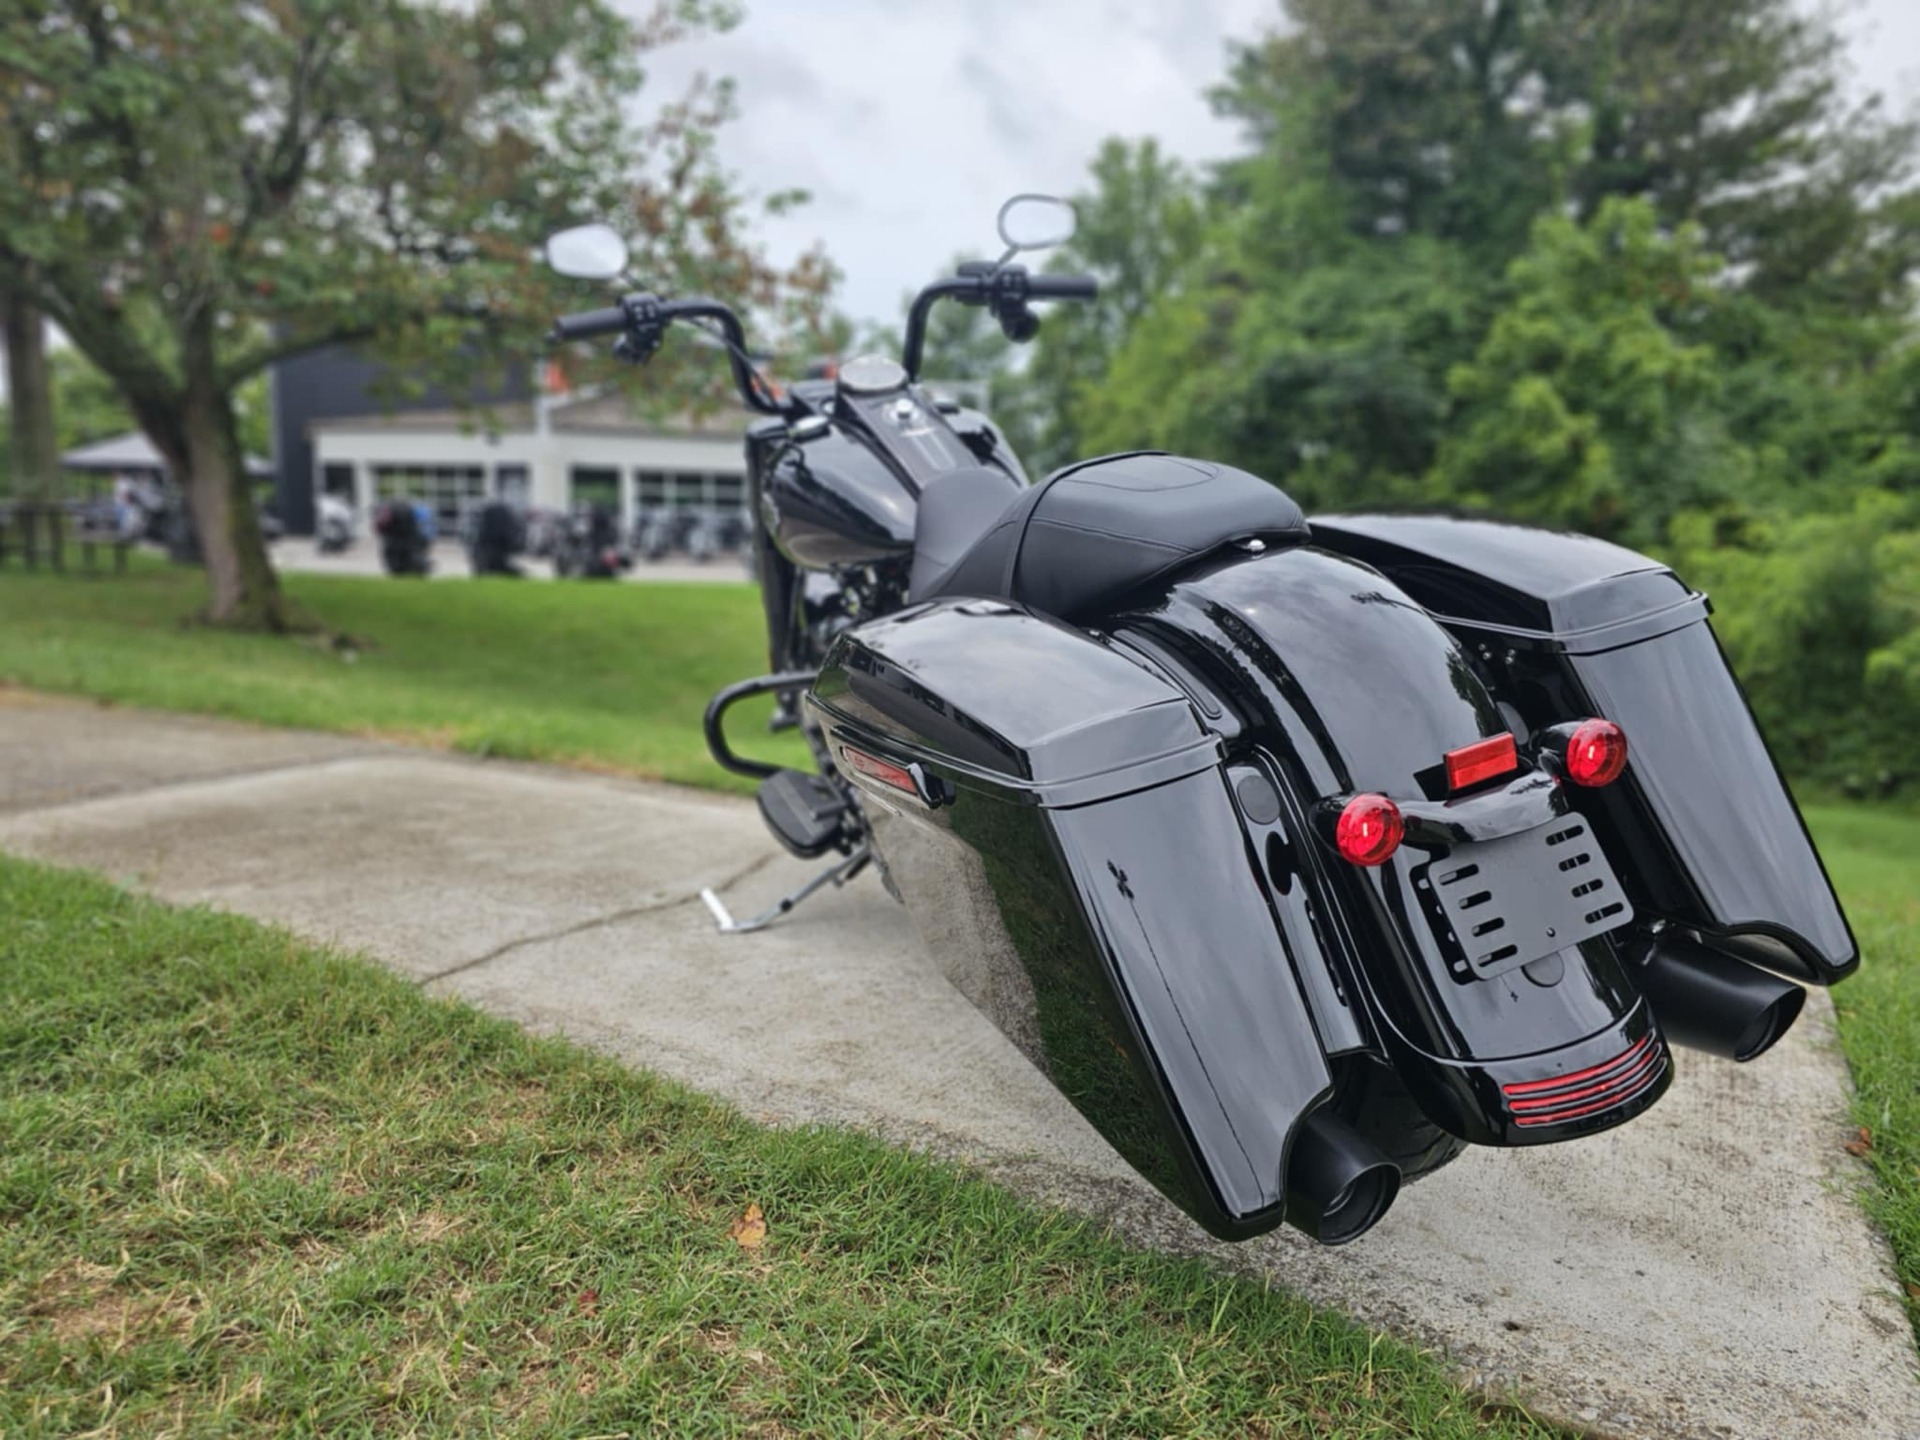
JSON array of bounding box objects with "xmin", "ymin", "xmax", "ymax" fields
[
  {"xmin": 806, "ymin": 598, "xmax": 1334, "ymax": 1240},
  {"xmin": 1308, "ymin": 514, "xmax": 1857, "ymax": 983}
]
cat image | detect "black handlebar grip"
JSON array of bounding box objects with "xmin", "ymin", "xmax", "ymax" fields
[
  {"xmin": 1026, "ymin": 274, "xmax": 1099, "ymax": 301},
  {"xmin": 550, "ymin": 305, "xmax": 628, "ymax": 341}
]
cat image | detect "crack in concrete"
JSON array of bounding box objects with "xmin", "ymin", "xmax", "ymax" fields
[{"xmin": 417, "ymin": 848, "xmax": 783, "ymax": 984}]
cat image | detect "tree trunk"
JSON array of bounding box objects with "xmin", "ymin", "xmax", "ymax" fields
[
  {"xmin": 3, "ymin": 290, "xmax": 59, "ymax": 501},
  {"xmin": 172, "ymin": 313, "xmax": 290, "ymax": 629}
]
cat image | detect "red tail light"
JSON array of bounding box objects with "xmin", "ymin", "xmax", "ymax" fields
[
  {"xmin": 1565, "ymin": 719, "xmax": 1628, "ymax": 787},
  {"xmin": 1444, "ymin": 733, "xmax": 1517, "ymax": 792},
  {"xmin": 1335, "ymin": 793, "xmax": 1403, "ymax": 865},
  {"xmin": 841, "ymin": 746, "xmax": 917, "ymax": 796}
]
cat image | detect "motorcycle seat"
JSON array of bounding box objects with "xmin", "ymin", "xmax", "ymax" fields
[{"xmin": 908, "ymin": 451, "xmax": 1310, "ymax": 619}]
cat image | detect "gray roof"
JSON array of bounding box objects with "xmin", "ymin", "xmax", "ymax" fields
[
  {"xmin": 304, "ymin": 390, "xmax": 742, "ymax": 440},
  {"xmin": 60, "ymin": 431, "xmax": 275, "ymax": 480}
]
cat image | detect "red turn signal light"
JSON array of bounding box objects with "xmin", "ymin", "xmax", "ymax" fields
[
  {"xmin": 1564, "ymin": 719, "xmax": 1628, "ymax": 787},
  {"xmin": 1335, "ymin": 793, "xmax": 1404, "ymax": 866}
]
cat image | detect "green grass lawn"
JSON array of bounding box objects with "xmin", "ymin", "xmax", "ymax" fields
[
  {"xmin": 1804, "ymin": 804, "xmax": 1920, "ymax": 1338},
  {"xmin": 0, "ymin": 560, "xmax": 805, "ymax": 793},
  {"xmin": 0, "ymin": 857, "xmax": 1563, "ymax": 1437}
]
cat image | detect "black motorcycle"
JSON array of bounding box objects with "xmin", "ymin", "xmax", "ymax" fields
[
  {"xmin": 547, "ymin": 198, "xmax": 1858, "ymax": 1247},
  {"xmin": 372, "ymin": 500, "xmax": 433, "ymax": 577},
  {"xmin": 552, "ymin": 505, "xmax": 627, "ymax": 579}
]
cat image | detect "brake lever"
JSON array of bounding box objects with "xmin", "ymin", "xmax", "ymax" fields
[{"xmin": 613, "ymin": 325, "xmax": 663, "ymax": 365}]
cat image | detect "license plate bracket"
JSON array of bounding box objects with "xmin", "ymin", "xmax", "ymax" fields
[{"xmin": 1414, "ymin": 816, "xmax": 1633, "ymax": 981}]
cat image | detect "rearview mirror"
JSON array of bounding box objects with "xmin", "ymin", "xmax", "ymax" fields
[
  {"xmin": 546, "ymin": 223, "xmax": 629, "ymax": 281},
  {"xmin": 996, "ymin": 194, "xmax": 1077, "ymax": 256}
]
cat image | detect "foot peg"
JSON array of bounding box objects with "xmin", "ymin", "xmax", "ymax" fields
[
  {"xmin": 757, "ymin": 768, "xmax": 850, "ymax": 859},
  {"xmin": 700, "ymin": 847, "xmax": 871, "ymax": 934}
]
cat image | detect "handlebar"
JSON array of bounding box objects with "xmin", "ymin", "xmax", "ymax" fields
[
  {"xmin": 902, "ymin": 265, "xmax": 1098, "ymax": 380},
  {"xmin": 550, "ymin": 306, "xmax": 628, "ymax": 341},
  {"xmin": 548, "ymin": 293, "xmax": 782, "ymax": 415},
  {"xmin": 1025, "ymin": 274, "xmax": 1099, "ymax": 301}
]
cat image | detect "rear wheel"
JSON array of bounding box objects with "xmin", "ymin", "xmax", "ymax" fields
[{"xmin": 1331, "ymin": 1057, "xmax": 1465, "ymax": 1183}]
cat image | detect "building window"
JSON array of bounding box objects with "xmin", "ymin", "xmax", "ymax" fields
[
  {"xmin": 370, "ymin": 464, "xmax": 486, "ymax": 526},
  {"xmin": 570, "ymin": 466, "xmax": 620, "ymax": 513},
  {"xmin": 494, "ymin": 463, "xmax": 530, "ymax": 507},
  {"xmin": 321, "ymin": 463, "xmax": 354, "ymax": 497},
  {"xmin": 633, "ymin": 469, "xmax": 668, "ymax": 513},
  {"xmin": 670, "ymin": 472, "xmax": 708, "ymax": 507},
  {"xmin": 712, "ymin": 474, "xmax": 745, "ymax": 510}
]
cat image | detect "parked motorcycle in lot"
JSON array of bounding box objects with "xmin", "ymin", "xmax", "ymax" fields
[
  {"xmin": 547, "ymin": 198, "xmax": 1859, "ymax": 1247},
  {"xmin": 316, "ymin": 492, "xmax": 355, "ymax": 554},
  {"xmin": 373, "ymin": 499, "xmax": 433, "ymax": 576},
  {"xmin": 552, "ymin": 505, "xmax": 628, "ymax": 579}
]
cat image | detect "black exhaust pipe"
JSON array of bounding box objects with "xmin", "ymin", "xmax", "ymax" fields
[
  {"xmin": 1635, "ymin": 932, "xmax": 1807, "ymax": 1062},
  {"xmin": 1285, "ymin": 1112, "xmax": 1401, "ymax": 1245}
]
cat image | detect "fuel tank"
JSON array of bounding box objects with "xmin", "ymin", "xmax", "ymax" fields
[{"xmin": 762, "ymin": 426, "xmax": 916, "ymax": 570}]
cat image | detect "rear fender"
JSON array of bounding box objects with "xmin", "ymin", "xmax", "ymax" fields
[
  {"xmin": 1119, "ymin": 548, "xmax": 1659, "ymax": 1145},
  {"xmin": 1307, "ymin": 513, "xmax": 1857, "ymax": 983}
]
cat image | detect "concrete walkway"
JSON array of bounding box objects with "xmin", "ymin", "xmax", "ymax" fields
[{"xmin": 3, "ymin": 690, "xmax": 1915, "ymax": 1440}]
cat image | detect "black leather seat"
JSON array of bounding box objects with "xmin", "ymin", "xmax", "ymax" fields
[{"xmin": 909, "ymin": 451, "xmax": 1310, "ymax": 619}]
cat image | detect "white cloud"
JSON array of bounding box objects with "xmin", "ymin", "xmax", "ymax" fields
[{"xmin": 629, "ymin": 0, "xmax": 1273, "ymax": 324}]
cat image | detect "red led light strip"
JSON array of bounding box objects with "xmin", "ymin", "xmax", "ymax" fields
[
  {"xmin": 1512, "ymin": 1060, "xmax": 1665, "ymax": 1127},
  {"xmin": 1502, "ymin": 1034, "xmax": 1653, "ymax": 1097},
  {"xmin": 1507, "ymin": 1046, "xmax": 1665, "ymax": 1112}
]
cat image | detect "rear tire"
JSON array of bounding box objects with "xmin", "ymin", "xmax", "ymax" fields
[{"xmin": 1331, "ymin": 1057, "xmax": 1465, "ymax": 1183}]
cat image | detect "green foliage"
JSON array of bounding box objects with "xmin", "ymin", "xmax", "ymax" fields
[
  {"xmin": 1434, "ymin": 200, "xmax": 1739, "ymax": 545},
  {"xmin": 1020, "ymin": 0, "xmax": 1920, "ymax": 793},
  {"xmin": 1086, "ymin": 235, "xmax": 1481, "ymax": 512},
  {"xmin": 1664, "ymin": 494, "xmax": 1920, "ymax": 793},
  {"xmin": 1007, "ymin": 138, "xmax": 1209, "ymax": 474}
]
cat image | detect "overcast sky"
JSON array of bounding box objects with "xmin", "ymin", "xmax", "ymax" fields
[{"xmin": 634, "ymin": 0, "xmax": 1920, "ymax": 325}]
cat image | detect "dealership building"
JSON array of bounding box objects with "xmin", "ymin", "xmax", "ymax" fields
[{"xmin": 269, "ymin": 346, "xmax": 745, "ymax": 535}]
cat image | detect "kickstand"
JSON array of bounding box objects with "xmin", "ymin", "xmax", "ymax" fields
[{"xmin": 699, "ymin": 847, "xmax": 871, "ymax": 934}]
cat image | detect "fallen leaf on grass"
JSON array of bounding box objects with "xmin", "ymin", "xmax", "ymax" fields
[
  {"xmin": 727, "ymin": 1203, "xmax": 767, "ymax": 1250},
  {"xmin": 1904, "ymin": 1282, "xmax": 1919, "ymax": 1300},
  {"xmin": 1844, "ymin": 1126, "xmax": 1873, "ymax": 1158},
  {"xmin": 575, "ymin": 1288, "xmax": 598, "ymax": 1316}
]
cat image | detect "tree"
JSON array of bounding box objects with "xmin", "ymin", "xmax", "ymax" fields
[
  {"xmin": 1432, "ymin": 198, "xmax": 1742, "ymax": 544},
  {"xmin": 1213, "ymin": 0, "xmax": 1920, "ymax": 299},
  {"xmin": 2, "ymin": 290, "xmax": 56, "ymax": 499},
  {"xmin": 1010, "ymin": 138, "xmax": 1206, "ymax": 474},
  {"xmin": 0, "ymin": 0, "xmax": 775, "ymax": 627}
]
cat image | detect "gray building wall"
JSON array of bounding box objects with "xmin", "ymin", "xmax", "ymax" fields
[{"xmin": 268, "ymin": 347, "xmax": 530, "ymax": 534}]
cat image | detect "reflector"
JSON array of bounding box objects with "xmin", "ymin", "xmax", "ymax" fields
[
  {"xmin": 1445, "ymin": 733, "xmax": 1518, "ymax": 792},
  {"xmin": 841, "ymin": 746, "xmax": 917, "ymax": 795},
  {"xmin": 1335, "ymin": 793, "xmax": 1404, "ymax": 866}
]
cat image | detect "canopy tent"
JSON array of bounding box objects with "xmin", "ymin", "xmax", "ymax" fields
[{"xmin": 59, "ymin": 431, "xmax": 274, "ymax": 480}]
